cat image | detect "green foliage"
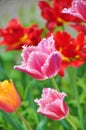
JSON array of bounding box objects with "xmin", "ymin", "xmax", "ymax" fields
[
  {"xmin": 0, "ymin": 42, "xmax": 86, "ymax": 130},
  {"xmin": 0, "ymin": 2, "xmax": 86, "ymax": 130}
]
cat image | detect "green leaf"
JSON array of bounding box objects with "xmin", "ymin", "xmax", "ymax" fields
[{"xmin": 1, "ymin": 111, "xmax": 23, "ymax": 130}]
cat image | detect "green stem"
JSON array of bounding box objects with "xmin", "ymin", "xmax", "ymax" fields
[
  {"xmin": 50, "ymin": 77, "xmax": 60, "ymax": 91},
  {"xmin": 62, "ymin": 25, "xmax": 65, "ymax": 31},
  {"xmin": 50, "ymin": 77, "xmax": 78, "ymax": 130},
  {"xmin": 66, "ymin": 114, "xmax": 77, "ymax": 130},
  {"xmin": 24, "ymin": 84, "xmax": 39, "ymax": 124},
  {"xmin": 67, "ymin": 67, "xmax": 84, "ymax": 130},
  {"xmin": 15, "ymin": 110, "xmax": 33, "ymax": 130}
]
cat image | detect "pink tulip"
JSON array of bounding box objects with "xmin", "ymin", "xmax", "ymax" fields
[
  {"xmin": 34, "ymin": 88, "xmax": 69, "ymax": 120},
  {"xmin": 62, "ymin": 0, "xmax": 86, "ymax": 21},
  {"xmin": 14, "ymin": 35, "xmax": 62, "ymax": 80}
]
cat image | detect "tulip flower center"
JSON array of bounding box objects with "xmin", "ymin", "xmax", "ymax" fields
[
  {"xmin": 12, "ymin": 34, "xmax": 29, "ymax": 48},
  {"xmin": 20, "ymin": 34, "xmax": 28, "ymax": 42},
  {"xmin": 57, "ymin": 17, "xmax": 67, "ymax": 24}
]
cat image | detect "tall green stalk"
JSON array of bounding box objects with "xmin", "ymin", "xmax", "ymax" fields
[
  {"xmin": 50, "ymin": 77, "xmax": 60, "ymax": 91},
  {"xmin": 66, "ymin": 114, "xmax": 77, "ymax": 130},
  {"xmin": 50, "ymin": 77, "xmax": 77, "ymax": 130},
  {"xmin": 15, "ymin": 110, "xmax": 33, "ymax": 130},
  {"xmin": 67, "ymin": 67, "xmax": 84, "ymax": 130}
]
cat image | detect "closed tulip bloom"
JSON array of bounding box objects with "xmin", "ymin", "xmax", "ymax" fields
[
  {"xmin": 0, "ymin": 80, "xmax": 21, "ymax": 113},
  {"xmin": 14, "ymin": 35, "xmax": 62, "ymax": 80},
  {"xmin": 62, "ymin": 0, "xmax": 86, "ymax": 21},
  {"xmin": 34, "ymin": 88, "xmax": 69, "ymax": 120}
]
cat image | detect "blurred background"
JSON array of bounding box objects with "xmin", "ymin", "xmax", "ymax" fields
[
  {"xmin": 0, "ymin": 0, "xmax": 44, "ymax": 27},
  {"xmin": 0, "ymin": 0, "xmax": 86, "ymax": 130}
]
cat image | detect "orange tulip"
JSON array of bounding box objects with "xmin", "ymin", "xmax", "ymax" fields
[{"xmin": 0, "ymin": 80, "xmax": 21, "ymax": 113}]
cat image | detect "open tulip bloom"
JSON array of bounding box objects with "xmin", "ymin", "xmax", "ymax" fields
[
  {"xmin": 34, "ymin": 88, "xmax": 69, "ymax": 120},
  {"xmin": 14, "ymin": 35, "xmax": 62, "ymax": 80}
]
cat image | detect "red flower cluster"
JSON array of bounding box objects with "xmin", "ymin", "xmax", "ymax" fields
[
  {"xmin": 0, "ymin": 0, "xmax": 86, "ymax": 77},
  {"xmin": 39, "ymin": 0, "xmax": 81, "ymax": 31},
  {"xmin": 53, "ymin": 31, "xmax": 86, "ymax": 76},
  {"xmin": 71, "ymin": 23, "xmax": 86, "ymax": 35},
  {"xmin": 0, "ymin": 18, "xmax": 43, "ymax": 51}
]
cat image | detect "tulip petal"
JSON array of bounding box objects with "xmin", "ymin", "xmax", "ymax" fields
[
  {"xmin": 37, "ymin": 107, "xmax": 60, "ymax": 120},
  {"xmin": 14, "ymin": 66, "xmax": 45, "ymax": 80},
  {"xmin": 14, "ymin": 51, "xmax": 49, "ymax": 80},
  {"xmin": 27, "ymin": 52, "xmax": 47, "ymax": 72},
  {"xmin": 62, "ymin": 0, "xmax": 86, "ymax": 21},
  {"xmin": 38, "ymin": 35, "xmax": 56, "ymax": 54},
  {"xmin": 22, "ymin": 46, "xmax": 38, "ymax": 62},
  {"xmin": 41, "ymin": 52, "xmax": 62, "ymax": 78},
  {"xmin": 0, "ymin": 80, "xmax": 21, "ymax": 113}
]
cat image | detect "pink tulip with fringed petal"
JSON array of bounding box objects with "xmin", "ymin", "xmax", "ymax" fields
[
  {"xmin": 14, "ymin": 35, "xmax": 62, "ymax": 80},
  {"xmin": 62, "ymin": 0, "xmax": 86, "ymax": 21},
  {"xmin": 34, "ymin": 88, "xmax": 69, "ymax": 120}
]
